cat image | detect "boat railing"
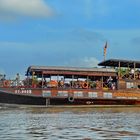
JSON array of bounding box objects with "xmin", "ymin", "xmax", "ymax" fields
[
  {"xmin": 4, "ymin": 75, "xmax": 140, "ymax": 90},
  {"xmin": 0, "ymin": 79, "xmax": 118, "ymax": 90}
]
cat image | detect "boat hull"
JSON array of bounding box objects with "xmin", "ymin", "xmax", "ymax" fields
[
  {"xmin": 0, "ymin": 89, "xmax": 140, "ymax": 107},
  {"xmin": 49, "ymin": 98, "xmax": 138, "ymax": 106},
  {"xmin": 0, "ymin": 90, "xmax": 46, "ymax": 106}
]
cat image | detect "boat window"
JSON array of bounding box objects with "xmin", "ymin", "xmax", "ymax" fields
[
  {"xmin": 103, "ymin": 92, "xmax": 112, "ymax": 98},
  {"xmin": 126, "ymin": 82, "xmax": 134, "ymax": 89},
  {"xmin": 88, "ymin": 92, "xmax": 98, "ymax": 98}
]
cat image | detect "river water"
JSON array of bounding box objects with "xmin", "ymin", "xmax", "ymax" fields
[{"xmin": 0, "ymin": 107, "xmax": 140, "ymax": 140}]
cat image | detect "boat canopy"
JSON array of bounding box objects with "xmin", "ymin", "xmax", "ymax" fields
[
  {"xmin": 98, "ymin": 59, "xmax": 140, "ymax": 68},
  {"xmin": 26, "ymin": 66, "xmax": 116, "ymax": 78}
]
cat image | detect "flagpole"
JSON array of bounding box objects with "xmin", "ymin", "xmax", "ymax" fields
[
  {"xmin": 103, "ymin": 41, "xmax": 107, "ymax": 61},
  {"xmin": 104, "ymin": 53, "xmax": 106, "ymax": 61},
  {"xmin": 104, "ymin": 49, "xmax": 106, "ymax": 61}
]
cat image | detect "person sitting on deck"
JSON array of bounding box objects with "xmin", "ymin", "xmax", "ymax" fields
[{"xmin": 59, "ymin": 78, "xmax": 64, "ymax": 88}]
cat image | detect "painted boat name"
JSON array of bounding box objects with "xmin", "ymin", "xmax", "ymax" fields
[{"xmin": 15, "ymin": 89, "xmax": 32, "ymax": 94}]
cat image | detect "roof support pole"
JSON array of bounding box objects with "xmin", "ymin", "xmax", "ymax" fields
[
  {"xmin": 118, "ymin": 61, "xmax": 121, "ymax": 79},
  {"xmin": 57, "ymin": 74, "xmax": 59, "ymax": 88},
  {"xmin": 87, "ymin": 76, "xmax": 89, "ymax": 89},
  {"xmin": 32, "ymin": 71, "xmax": 34, "ymax": 87},
  {"xmin": 101, "ymin": 76, "xmax": 103, "ymax": 89},
  {"xmin": 72, "ymin": 75, "xmax": 74, "ymax": 88},
  {"xmin": 50, "ymin": 75, "xmax": 51, "ymax": 81},
  {"xmin": 134, "ymin": 62, "xmax": 136, "ymax": 80},
  {"xmin": 42, "ymin": 72, "xmax": 44, "ymax": 88}
]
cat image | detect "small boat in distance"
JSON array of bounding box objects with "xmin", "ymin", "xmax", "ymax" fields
[{"xmin": 1, "ymin": 59, "xmax": 140, "ymax": 107}]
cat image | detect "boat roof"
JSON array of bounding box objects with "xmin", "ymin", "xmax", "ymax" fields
[
  {"xmin": 27, "ymin": 65, "xmax": 116, "ymax": 72},
  {"xmin": 98, "ymin": 59, "xmax": 140, "ymax": 68},
  {"xmin": 26, "ymin": 65, "xmax": 116, "ymax": 77}
]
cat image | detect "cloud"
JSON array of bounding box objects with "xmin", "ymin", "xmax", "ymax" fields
[
  {"xmin": 64, "ymin": 57, "xmax": 99, "ymax": 67},
  {"xmin": 0, "ymin": 0, "xmax": 54, "ymax": 19}
]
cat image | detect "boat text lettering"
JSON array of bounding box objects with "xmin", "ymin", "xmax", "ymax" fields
[{"xmin": 15, "ymin": 89, "xmax": 32, "ymax": 94}]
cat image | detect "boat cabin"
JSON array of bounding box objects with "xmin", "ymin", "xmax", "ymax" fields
[{"xmin": 26, "ymin": 65, "xmax": 117, "ymax": 90}]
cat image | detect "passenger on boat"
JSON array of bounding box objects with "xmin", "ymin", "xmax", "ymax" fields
[
  {"xmin": 74, "ymin": 81, "xmax": 81, "ymax": 88},
  {"xmin": 32, "ymin": 76, "xmax": 38, "ymax": 88},
  {"xmin": 111, "ymin": 82, "xmax": 116, "ymax": 90},
  {"xmin": 96, "ymin": 80, "xmax": 101, "ymax": 89},
  {"xmin": 130, "ymin": 68, "xmax": 135, "ymax": 79},
  {"xmin": 1, "ymin": 74, "xmax": 6, "ymax": 81},
  {"xmin": 59, "ymin": 78, "xmax": 64, "ymax": 88},
  {"xmin": 43, "ymin": 78, "xmax": 47, "ymax": 88},
  {"xmin": 15, "ymin": 73, "xmax": 20, "ymax": 86},
  {"xmin": 107, "ymin": 76, "xmax": 113, "ymax": 88},
  {"xmin": 63, "ymin": 81, "xmax": 71, "ymax": 88}
]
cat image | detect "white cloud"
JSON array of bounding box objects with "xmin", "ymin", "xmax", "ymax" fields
[
  {"xmin": 65, "ymin": 57, "xmax": 99, "ymax": 67},
  {"xmin": 0, "ymin": 0, "xmax": 53, "ymax": 19}
]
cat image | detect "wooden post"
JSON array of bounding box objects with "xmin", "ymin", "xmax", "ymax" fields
[
  {"xmin": 32, "ymin": 71, "xmax": 34, "ymax": 87},
  {"xmin": 134, "ymin": 62, "xmax": 136, "ymax": 88},
  {"xmin": 117, "ymin": 61, "xmax": 121, "ymax": 90},
  {"xmin": 118, "ymin": 61, "xmax": 121, "ymax": 79},
  {"xmin": 87, "ymin": 76, "xmax": 89, "ymax": 89},
  {"xmin": 46, "ymin": 98, "xmax": 50, "ymax": 106},
  {"xmin": 57, "ymin": 74, "xmax": 59, "ymax": 88},
  {"xmin": 101, "ymin": 76, "xmax": 103, "ymax": 89},
  {"xmin": 42, "ymin": 71, "xmax": 43, "ymax": 88},
  {"xmin": 72, "ymin": 75, "xmax": 74, "ymax": 88},
  {"xmin": 134, "ymin": 62, "xmax": 136, "ymax": 80}
]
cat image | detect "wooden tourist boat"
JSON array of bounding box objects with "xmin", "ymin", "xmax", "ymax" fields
[{"xmin": 1, "ymin": 59, "xmax": 140, "ymax": 107}]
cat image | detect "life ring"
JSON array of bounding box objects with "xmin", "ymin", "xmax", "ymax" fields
[
  {"xmin": 3, "ymin": 80, "xmax": 10, "ymax": 87},
  {"xmin": 82, "ymin": 82, "xmax": 88, "ymax": 89},
  {"xmin": 68, "ymin": 96, "xmax": 74, "ymax": 102}
]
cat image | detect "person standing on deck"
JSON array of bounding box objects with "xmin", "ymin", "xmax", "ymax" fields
[
  {"xmin": 130, "ymin": 68, "xmax": 135, "ymax": 79},
  {"xmin": 1, "ymin": 74, "xmax": 6, "ymax": 81},
  {"xmin": 107, "ymin": 76, "xmax": 113, "ymax": 89},
  {"xmin": 16, "ymin": 73, "xmax": 20, "ymax": 86}
]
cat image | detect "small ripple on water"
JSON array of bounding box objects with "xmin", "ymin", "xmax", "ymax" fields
[{"xmin": 0, "ymin": 107, "xmax": 140, "ymax": 139}]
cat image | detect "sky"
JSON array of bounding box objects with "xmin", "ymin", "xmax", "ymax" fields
[{"xmin": 0, "ymin": 0, "xmax": 140, "ymax": 78}]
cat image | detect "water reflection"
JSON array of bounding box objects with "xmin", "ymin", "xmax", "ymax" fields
[{"xmin": 0, "ymin": 107, "xmax": 140, "ymax": 139}]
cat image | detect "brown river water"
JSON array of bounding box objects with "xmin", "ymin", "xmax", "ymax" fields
[{"xmin": 0, "ymin": 106, "xmax": 140, "ymax": 140}]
